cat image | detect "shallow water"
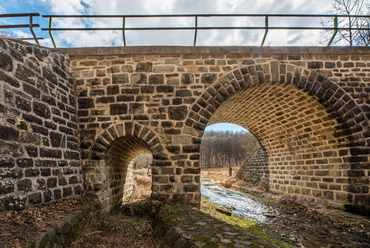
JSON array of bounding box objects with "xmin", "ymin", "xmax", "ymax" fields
[{"xmin": 201, "ymin": 180, "xmax": 370, "ymax": 248}]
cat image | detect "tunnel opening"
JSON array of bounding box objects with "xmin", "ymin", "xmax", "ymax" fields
[
  {"xmin": 196, "ymin": 80, "xmax": 354, "ymax": 208},
  {"xmin": 200, "ymin": 123, "xmax": 264, "ymax": 185},
  {"xmin": 106, "ymin": 136, "xmax": 153, "ymax": 207}
]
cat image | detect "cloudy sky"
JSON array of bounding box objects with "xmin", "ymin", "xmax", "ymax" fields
[{"xmin": 0, "ymin": 0, "xmax": 337, "ymax": 48}]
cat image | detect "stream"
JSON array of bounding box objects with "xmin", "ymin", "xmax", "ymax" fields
[{"xmin": 201, "ymin": 180, "xmax": 370, "ymax": 248}]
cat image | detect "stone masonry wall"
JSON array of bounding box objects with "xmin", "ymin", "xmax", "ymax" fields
[
  {"xmin": 237, "ymin": 146, "xmax": 268, "ymax": 185},
  {"xmin": 0, "ymin": 38, "xmax": 83, "ymax": 213},
  {"xmin": 66, "ymin": 46, "xmax": 369, "ymax": 211}
]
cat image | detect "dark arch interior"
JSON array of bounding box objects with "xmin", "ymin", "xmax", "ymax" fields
[{"xmin": 106, "ymin": 136, "xmax": 153, "ymax": 208}]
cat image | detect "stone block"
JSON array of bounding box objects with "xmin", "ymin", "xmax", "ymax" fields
[
  {"xmin": 0, "ymin": 51, "xmax": 13, "ymax": 71},
  {"xmin": 17, "ymin": 179, "xmax": 32, "ymax": 192},
  {"xmin": 112, "ymin": 74, "xmax": 129, "ymax": 84},
  {"xmin": 78, "ymin": 98, "xmax": 95, "ymax": 109},
  {"xmin": 0, "ymin": 180, "xmax": 14, "ymax": 195},
  {"xmin": 129, "ymin": 103, "xmax": 144, "ymax": 114},
  {"xmin": 149, "ymin": 74, "xmax": 164, "ymax": 84},
  {"xmin": 168, "ymin": 106, "xmax": 187, "ymax": 120},
  {"xmin": 110, "ymin": 104, "xmax": 128, "ymax": 115},
  {"xmin": 136, "ymin": 62, "xmax": 152, "ymax": 72},
  {"xmin": 0, "ymin": 125, "xmax": 19, "ymax": 141},
  {"xmin": 28, "ymin": 192, "xmax": 42, "ymax": 205}
]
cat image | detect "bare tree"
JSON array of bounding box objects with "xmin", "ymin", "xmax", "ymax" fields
[
  {"xmin": 0, "ymin": 29, "xmax": 17, "ymax": 38},
  {"xmin": 200, "ymin": 130, "xmax": 259, "ymax": 172},
  {"xmin": 327, "ymin": 0, "xmax": 370, "ymax": 46}
]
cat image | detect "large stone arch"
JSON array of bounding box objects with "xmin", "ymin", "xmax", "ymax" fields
[
  {"xmin": 186, "ymin": 61, "xmax": 369, "ymax": 209},
  {"xmin": 83, "ymin": 121, "xmax": 163, "ymax": 212}
]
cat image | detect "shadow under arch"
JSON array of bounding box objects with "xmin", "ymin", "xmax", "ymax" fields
[
  {"xmin": 84, "ymin": 121, "xmax": 163, "ymax": 212},
  {"xmin": 186, "ymin": 61, "xmax": 369, "ymax": 209}
]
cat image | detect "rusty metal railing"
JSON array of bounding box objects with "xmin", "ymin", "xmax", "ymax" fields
[
  {"xmin": 41, "ymin": 14, "xmax": 370, "ymax": 48},
  {"xmin": 0, "ymin": 13, "xmax": 44, "ymax": 45}
]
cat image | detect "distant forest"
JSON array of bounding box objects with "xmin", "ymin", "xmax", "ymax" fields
[{"xmin": 200, "ymin": 131, "xmax": 259, "ymax": 169}]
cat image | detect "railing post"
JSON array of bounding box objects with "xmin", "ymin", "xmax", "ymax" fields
[
  {"xmin": 193, "ymin": 16, "xmax": 198, "ymax": 46},
  {"xmin": 29, "ymin": 14, "xmax": 40, "ymax": 45},
  {"xmin": 122, "ymin": 17, "xmax": 126, "ymax": 47},
  {"xmin": 49, "ymin": 17, "xmax": 57, "ymax": 48},
  {"xmin": 261, "ymin": 16, "xmax": 269, "ymax": 47},
  {"xmin": 327, "ymin": 16, "xmax": 338, "ymax": 47}
]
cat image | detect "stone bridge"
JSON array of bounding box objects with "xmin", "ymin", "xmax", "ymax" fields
[{"xmin": 0, "ymin": 37, "xmax": 369, "ymax": 214}]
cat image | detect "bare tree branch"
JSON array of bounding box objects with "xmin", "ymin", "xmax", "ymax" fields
[{"xmin": 325, "ymin": 0, "xmax": 370, "ymax": 46}]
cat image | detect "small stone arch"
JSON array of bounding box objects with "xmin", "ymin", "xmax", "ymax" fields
[
  {"xmin": 187, "ymin": 61, "xmax": 369, "ymax": 209},
  {"xmin": 84, "ymin": 121, "xmax": 163, "ymax": 212}
]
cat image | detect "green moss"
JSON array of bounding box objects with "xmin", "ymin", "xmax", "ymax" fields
[
  {"xmin": 201, "ymin": 198, "xmax": 255, "ymax": 230},
  {"xmin": 247, "ymin": 224, "xmax": 293, "ymax": 248},
  {"xmin": 168, "ymin": 205, "xmax": 182, "ymax": 213},
  {"xmin": 201, "ymin": 197, "xmax": 293, "ymax": 248},
  {"xmin": 170, "ymin": 218, "xmax": 178, "ymax": 223},
  {"xmin": 194, "ymin": 234, "xmax": 228, "ymax": 248},
  {"xmin": 80, "ymin": 203, "xmax": 93, "ymax": 212}
]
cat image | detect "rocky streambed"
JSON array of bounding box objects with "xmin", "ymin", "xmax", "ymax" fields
[{"xmin": 201, "ymin": 180, "xmax": 370, "ymax": 248}]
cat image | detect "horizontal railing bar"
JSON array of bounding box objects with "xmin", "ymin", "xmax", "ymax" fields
[
  {"xmin": 0, "ymin": 13, "xmax": 40, "ymax": 18},
  {"xmin": 0, "ymin": 24, "xmax": 40, "ymax": 29},
  {"xmin": 42, "ymin": 14, "xmax": 370, "ymax": 18},
  {"xmin": 41, "ymin": 26, "xmax": 370, "ymax": 31},
  {"xmin": 19, "ymin": 37, "xmax": 44, "ymax": 40}
]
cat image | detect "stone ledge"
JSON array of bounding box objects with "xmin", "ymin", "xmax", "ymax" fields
[
  {"xmin": 32, "ymin": 201, "xmax": 101, "ymax": 248},
  {"xmin": 153, "ymin": 205, "xmax": 273, "ymax": 248},
  {"xmin": 59, "ymin": 46, "xmax": 370, "ymax": 56}
]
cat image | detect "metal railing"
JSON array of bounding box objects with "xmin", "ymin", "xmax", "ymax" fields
[
  {"xmin": 0, "ymin": 13, "xmax": 44, "ymax": 45},
  {"xmin": 1, "ymin": 14, "xmax": 369, "ymax": 48},
  {"xmin": 41, "ymin": 14, "xmax": 370, "ymax": 48}
]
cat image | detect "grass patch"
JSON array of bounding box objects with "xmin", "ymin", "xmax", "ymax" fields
[{"xmin": 201, "ymin": 197, "xmax": 293, "ymax": 248}]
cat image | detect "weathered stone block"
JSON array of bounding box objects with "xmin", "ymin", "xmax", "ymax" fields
[
  {"xmin": 149, "ymin": 74, "xmax": 164, "ymax": 84},
  {"xmin": 201, "ymin": 73, "xmax": 217, "ymax": 84},
  {"xmin": 0, "ymin": 180, "xmax": 14, "ymax": 195},
  {"xmin": 0, "ymin": 51, "xmax": 13, "ymax": 71},
  {"xmin": 0, "ymin": 125, "xmax": 19, "ymax": 141},
  {"xmin": 17, "ymin": 179, "xmax": 32, "ymax": 192},
  {"xmin": 107, "ymin": 85, "xmax": 119, "ymax": 95},
  {"xmin": 181, "ymin": 73, "xmax": 194, "ymax": 84},
  {"xmin": 129, "ymin": 103, "xmax": 144, "ymax": 114},
  {"xmin": 136, "ymin": 62, "xmax": 152, "ymax": 72},
  {"xmin": 28, "ymin": 192, "xmax": 42, "ymax": 205},
  {"xmin": 78, "ymin": 98, "xmax": 95, "ymax": 109},
  {"xmin": 110, "ymin": 104, "xmax": 128, "ymax": 115},
  {"xmin": 113, "ymin": 74, "xmax": 129, "ymax": 84},
  {"xmin": 0, "ymin": 158, "xmax": 15, "ymax": 168},
  {"xmin": 168, "ymin": 106, "xmax": 187, "ymax": 120}
]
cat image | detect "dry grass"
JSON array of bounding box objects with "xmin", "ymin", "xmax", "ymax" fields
[{"xmin": 201, "ymin": 167, "xmax": 247, "ymax": 189}]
